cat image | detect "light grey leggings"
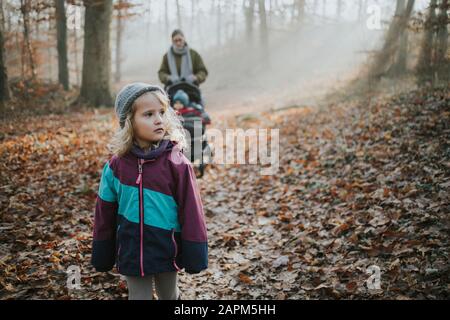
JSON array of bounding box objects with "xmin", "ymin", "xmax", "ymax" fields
[{"xmin": 124, "ymin": 272, "xmax": 179, "ymax": 300}]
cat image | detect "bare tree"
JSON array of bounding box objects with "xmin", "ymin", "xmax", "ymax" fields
[
  {"xmin": 244, "ymin": 0, "xmax": 255, "ymax": 42},
  {"xmin": 0, "ymin": 5, "xmax": 10, "ymax": 110},
  {"xmin": 4, "ymin": 2, "xmax": 12, "ymax": 34},
  {"xmin": 296, "ymin": 0, "xmax": 306, "ymax": 25},
  {"xmin": 114, "ymin": 0, "xmax": 124, "ymax": 84},
  {"xmin": 0, "ymin": 0, "xmax": 5, "ymax": 32},
  {"xmin": 112, "ymin": 0, "xmax": 136, "ymax": 84},
  {"xmin": 368, "ymin": 0, "xmax": 415, "ymax": 80},
  {"xmin": 145, "ymin": 0, "xmax": 152, "ymax": 42},
  {"xmin": 55, "ymin": 0, "xmax": 69, "ymax": 90},
  {"xmin": 231, "ymin": 0, "xmax": 237, "ymax": 41},
  {"xmin": 436, "ymin": 0, "xmax": 449, "ymax": 81},
  {"xmin": 79, "ymin": 0, "xmax": 113, "ymax": 107},
  {"xmin": 73, "ymin": 21, "xmax": 81, "ymax": 87},
  {"xmin": 416, "ymin": 0, "xmax": 438, "ymax": 84},
  {"xmin": 190, "ymin": 0, "xmax": 195, "ymax": 37},
  {"xmin": 164, "ymin": 0, "xmax": 169, "ymax": 37},
  {"xmin": 175, "ymin": 0, "xmax": 182, "ymax": 28},
  {"xmin": 358, "ymin": 0, "xmax": 368, "ymax": 22},
  {"xmin": 217, "ymin": 0, "xmax": 222, "ymax": 47},
  {"xmin": 20, "ymin": 0, "xmax": 37, "ymax": 80},
  {"xmin": 258, "ymin": 0, "xmax": 269, "ymax": 64},
  {"xmin": 46, "ymin": 3, "xmax": 54, "ymax": 81},
  {"xmin": 389, "ymin": 0, "xmax": 409, "ymax": 76}
]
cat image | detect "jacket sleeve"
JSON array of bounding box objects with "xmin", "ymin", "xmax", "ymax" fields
[
  {"xmin": 191, "ymin": 50, "xmax": 208, "ymax": 84},
  {"xmin": 158, "ymin": 53, "xmax": 171, "ymax": 85},
  {"xmin": 91, "ymin": 161, "xmax": 118, "ymax": 272},
  {"xmin": 174, "ymin": 158, "xmax": 208, "ymax": 274}
]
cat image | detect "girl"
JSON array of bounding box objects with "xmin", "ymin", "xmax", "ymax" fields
[{"xmin": 91, "ymin": 82, "xmax": 208, "ymax": 300}]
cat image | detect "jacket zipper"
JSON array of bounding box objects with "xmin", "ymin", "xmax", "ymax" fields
[
  {"xmin": 136, "ymin": 158, "xmax": 145, "ymax": 277},
  {"xmin": 136, "ymin": 157, "xmax": 171, "ymax": 276},
  {"xmin": 171, "ymin": 228, "xmax": 181, "ymax": 271}
]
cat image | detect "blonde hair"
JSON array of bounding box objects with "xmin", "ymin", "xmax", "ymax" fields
[{"xmin": 108, "ymin": 90, "xmax": 187, "ymax": 157}]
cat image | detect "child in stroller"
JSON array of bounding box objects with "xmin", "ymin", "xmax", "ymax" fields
[
  {"xmin": 172, "ymin": 90, "xmax": 211, "ymax": 125},
  {"xmin": 166, "ymin": 81, "xmax": 212, "ymax": 178}
]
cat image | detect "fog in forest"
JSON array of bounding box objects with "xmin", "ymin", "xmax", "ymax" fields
[
  {"xmin": 1, "ymin": 0, "xmax": 433, "ymax": 114},
  {"xmin": 113, "ymin": 0, "xmax": 430, "ymax": 114}
]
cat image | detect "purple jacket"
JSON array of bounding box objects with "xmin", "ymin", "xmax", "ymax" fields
[{"xmin": 91, "ymin": 139, "xmax": 208, "ymax": 276}]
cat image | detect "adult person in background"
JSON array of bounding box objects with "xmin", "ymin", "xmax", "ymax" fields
[{"xmin": 158, "ymin": 29, "xmax": 208, "ymax": 88}]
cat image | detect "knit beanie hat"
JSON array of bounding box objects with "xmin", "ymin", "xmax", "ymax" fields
[
  {"xmin": 114, "ymin": 82, "xmax": 167, "ymax": 128},
  {"xmin": 173, "ymin": 89, "xmax": 190, "ymax": 107}
]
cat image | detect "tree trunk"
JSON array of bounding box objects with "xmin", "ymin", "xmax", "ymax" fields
[
  {"xmin": 0, "ymin": 1, "xmax": 5, "ymax": 33},
  {"xmin": 175, "ymin": 0, "xmax": 182, "ymax": 28},
  {"xmin": 164, "ymin": 0, "xmax": 169, "ymax": 37},
  {"xmin": 217, "ymin": 0, "xmax": 221, "ymax": 47},
  {"xmin": 20, "ymin": 0, "xmax": 37, "ymax": 80},
  {"xmin": 258, "ymin": 0, "xmax": 270, "ymax": 64},
  {"xmin": 190, "ymin": 0, "xmax": 195, "ymax": 37},
  {"xmin": 35, "ymin": 7, "xmax": 40, "ymax": 56},
  {"xmin": 358, "ymin": 0, "xmax": 368, "ymax": 22},
  {"xmin": 47, "ymin": 7, "xmax": 53, "ymax": 81},
  {"xmin": 396, "ymin": 24, "xmax": 409, "ymax": 74},
  {"xmin": 0, "ymin": 16, "xmax": 10, "ymax": 110},
  {"xmin": 296, "ymin": 0, "xmax": 305, "ymax": 24},
  {"xmin": 17, "ymin": 26, "xmax": 25, "ymax": 79},
  {"xmin": 416, "ymin": 0, "xmax": 437, "ymax": 85},
  {"xmin": 5, "ymin": 1, "xmax": 12, "ymax": 34},
  {"xmin": 145, "ymin": 0, "xmax": 151, "ymax": 43},
  {"xmin": 74, "ymin": 24, "xmax": 80, "ymax": 87},
  {"xmin": 368, "ymin": 0, "xmax": 415, "ymax": 80},
  {"xmin": 244, "ymin": 0, "xmax": 255, "ymax": 42},
  {"xmin": 436, "ymin": 0, "xmax": 449, "ymax": 82},
  {"xmin": 114, "ymin": 0, "xmax": 123, "ymax": 84},
  {"xmin": 389, "ymin": 0, "xmax": 409, "ymax": 76},
  {"xmin": 79, "ymin": 0, "xmax": 113, "ymax": 107},
  {"xmin": 55, "ymin": 0, "xmax": 69, "ymax": 90},
  {"xmin": 232, "ymin": 0, "xmax": 237, "ymax": 41}
]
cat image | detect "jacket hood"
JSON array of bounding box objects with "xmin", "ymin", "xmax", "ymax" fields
[{"xmin": 130, "ymin": 139, "xmax": 176, "ymax": 160}]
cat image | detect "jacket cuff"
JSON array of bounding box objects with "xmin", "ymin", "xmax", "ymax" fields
[
  {"xmin": 91, "ymin": 239, "xmax": 116, "ymax": 272},
  {"xmin": 181, "ymin": 239, "xmax": 208, "ymax": 272}
]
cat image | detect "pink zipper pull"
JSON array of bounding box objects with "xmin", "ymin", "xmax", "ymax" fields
[{"xmin": 136, "ymin": 159, "xmax": 143, "ymax": 184}]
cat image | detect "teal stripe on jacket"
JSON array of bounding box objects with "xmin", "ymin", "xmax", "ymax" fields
[
  {"xmin": 98, "ymin": 162, "xmax": 117, "ymax": 202},
  {"xmin": 98, "ymin": 162, "xmax": 181, "ymax": 232}
]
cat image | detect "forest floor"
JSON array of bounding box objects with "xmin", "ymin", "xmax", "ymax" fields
[{"xmin": 0, "ymin": 82, "xmax": 448, "ymax": 299}]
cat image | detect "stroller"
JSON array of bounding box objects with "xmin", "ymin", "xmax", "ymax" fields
[{"xmin": 166, "ymin": 81, "xmax": 212, "ymax": 178}]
